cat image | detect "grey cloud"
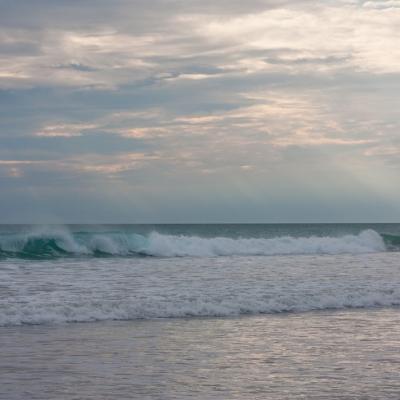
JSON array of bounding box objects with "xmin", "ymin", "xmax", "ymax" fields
[
  {"xmin": 0, "ymin": 0, "xmax": 313, "ymax": 27},
  {"xmin": 1, "ymin": 0, "xmax": 400, "ymax": 221},
  {"xmin": 265, "ymin": 55, "xmax": 351, "ymax": 66},
  {"xmin": 0, "ymin": 41, "xmax": 41, "ymax": 56},
  {"xmin": 53, "ymin": 63, "xmax": 97, "ymax": 72},
  {"xmin": 0, "ymin": 133, "xmax": 153, "ymax": 158}
]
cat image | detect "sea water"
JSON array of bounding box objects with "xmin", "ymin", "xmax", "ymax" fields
[{"xmin": 1, "ymin": 224, "xmax": 400, "ymax": 399}]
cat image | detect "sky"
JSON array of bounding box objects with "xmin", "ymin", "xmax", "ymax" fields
[{"xmin": 0, "ymin": 0, "xmax": 399, "ymax": 223}]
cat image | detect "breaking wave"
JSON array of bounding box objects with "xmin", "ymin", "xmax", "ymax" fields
[
  {"xmin": 0, "ymin": 228, "xmax": 392, "ymax": 259},
  {"xmin": 1, "ymin": 226, "xmax": 400, "ymax": 326},
  {"xmin": 2, "ymin": 285, "xmax": 400, "ymax": 326}
]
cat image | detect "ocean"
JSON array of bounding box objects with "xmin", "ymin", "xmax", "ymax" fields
[{"xmin": 1, "ymin": 223, "xmax": 400, "ymax": 399}]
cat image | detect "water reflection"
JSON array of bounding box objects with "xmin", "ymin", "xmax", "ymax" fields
[{"xmin": 1, "ymin": 309, "xmax": 400, "ymax": 399}]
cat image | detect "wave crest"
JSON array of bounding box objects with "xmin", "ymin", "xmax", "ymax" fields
[
  {"xmin": 0, "ymin": 228, "xmax": 389, "ymax": 259},
  {"xmin": 142, "ymin": 229, "xmax": 385, "ymax": 257},
  {"xmin": 2, "ymin": 286, "xmax": 400, "ymax": 326}
]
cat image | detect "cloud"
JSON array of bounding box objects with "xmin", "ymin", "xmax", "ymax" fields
[
  {"xmin": 0, "ymin": 0, "xmax": 400, "ymax": 221},
  {"xmin": 0, "ymin": 0, "xmax": 398, "ymax": 91},
  {"xmin": 53, "ymin": 62, "xmax": 97, "ymax": 72},
  {"xmin": 363, "ymin": 0, "xmax": 400, "ymax": 9},
  {"xmin": 35, "ymin": 123, "xmax": 99, "ymax": 137}
]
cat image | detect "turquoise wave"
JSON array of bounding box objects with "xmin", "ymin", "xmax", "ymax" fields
[
  {"xmin": 0, "ymin": 227, "xmax": 396, "ymax": 259},
  {"xmin": 381, "ymin": 233, "xmax": 400, "ymax": 251}
]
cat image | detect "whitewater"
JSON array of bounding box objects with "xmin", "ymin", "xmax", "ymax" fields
[
  {"xmin": 0, "ymin": 226, "xmax": 395, "ymax": 259},
  {"xmin": 3, "ymin": 224, "xmax": 400, "ymax": 399},
  {"xmin": 1, "ymin": 224, "xmax": 400, "ymax": 326}
]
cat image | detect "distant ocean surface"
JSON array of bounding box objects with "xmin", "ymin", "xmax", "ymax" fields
[{"xmin": 2, "ymin": 224, "xmax": 400, "ymax": 399}]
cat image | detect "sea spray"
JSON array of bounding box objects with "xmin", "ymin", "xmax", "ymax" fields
[{"xmin": 0, "ymin": 228, "xmax": 389, "ymax": 259}]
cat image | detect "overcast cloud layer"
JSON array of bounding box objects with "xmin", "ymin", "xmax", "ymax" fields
[{"xmin": 0, "ymin": 0, "xmax": 399, "ymax": 222}]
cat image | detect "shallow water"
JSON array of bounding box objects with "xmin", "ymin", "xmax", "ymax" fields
[
  {"xmin": 1, "ymin": 252, "xmax": 400, "ymax": 325},
  {"xmin": 2, "ymin": 224, "xmax": 400, "ymax": 399},
  {"xmin": 1, "ymin": 309, "xmax": 400, "ymax": 399}
]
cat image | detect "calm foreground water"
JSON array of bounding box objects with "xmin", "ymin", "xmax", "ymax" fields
[
  {"xmin": 1, "ymin": 224, "xmax": 400, "ymax": 399},
  {"xmin": 1, "ymin": 309, "xmax": 400, "ymax": 399}
]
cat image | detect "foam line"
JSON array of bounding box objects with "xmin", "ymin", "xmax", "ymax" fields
[{"xmin": 0, "ymin": 228, "xmax": 388, "ymax": 258}]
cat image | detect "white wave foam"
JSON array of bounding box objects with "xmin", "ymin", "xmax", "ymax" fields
[
  {"xmin": 88, "ymin": 235, "xmax": 126, "ymax": 255},
  {"xmin": 1, "ymin": 289, "xmax": 399, "ymax": 326},
  {"xmin": 0, "ymin": 228, "xmax": 387, "ymax": 257},
  {"xmin": 0, "ymin": 243, "xmax": 398, "ymax": 326},
  {"xmin": 139, "ymin": 229, "xmax": 386, "ymax": 257}
]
